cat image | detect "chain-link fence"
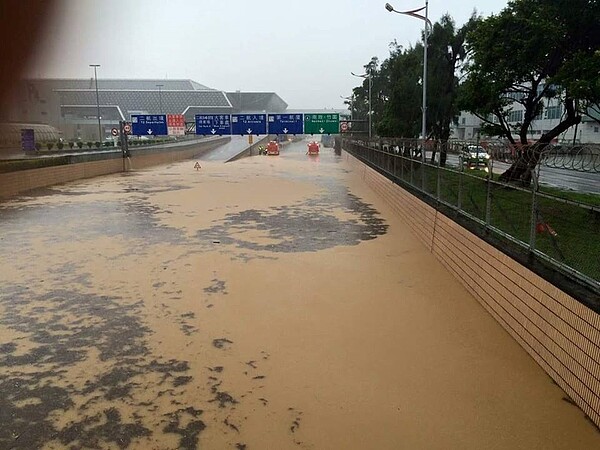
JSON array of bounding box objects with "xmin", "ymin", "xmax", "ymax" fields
[{"xmin": 342, "ymin": 138, "xmax": 600, "ymax": 297}]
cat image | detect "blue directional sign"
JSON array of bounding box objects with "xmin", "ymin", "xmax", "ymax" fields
[
  {"xmin": 195, "ymin": 114, "xmax": 231, "ymax": 135},
  {"xmin": 131, "ymin": 114, "xmax": 168, "ymax": 136},
  {"xmin": 231, "ymin": 114, "xmax": 267, "ymax": 135},
  {"xmin": 268, "ymin": 113, "xmax": 303, "ymax": 135}
]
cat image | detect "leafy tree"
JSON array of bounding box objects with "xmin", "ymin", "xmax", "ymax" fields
[
  {"xmin": 377, "ymin": 43, "xmax": 422, "ymax": 138},
  {"xmin": 426, "ymin": 14, "xmax": 478, "ymax": 165},
  {"xmin": 459, "ymin": 0, "xmax": 600, "ymax": 184},
  {"xmin": 352, "ymin": 14, "xmax": 476, "ymax": 167}
]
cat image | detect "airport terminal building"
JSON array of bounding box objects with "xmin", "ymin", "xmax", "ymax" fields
[{"xmin": 2, "ymin": 78, "xmax": 288, "ymax": 141}]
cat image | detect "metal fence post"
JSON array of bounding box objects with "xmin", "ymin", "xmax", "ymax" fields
[
  {"xmin": 436, "ymin": 145, "xmax": 441, "ymax": 200},
  {"xmin": 401, "ymin": 150, "xmax": 405, "ymax": 181},
  {"xmin": 529, "ymin": 168, "xmax": 539, "ymax": 251},
  {"xmin": 485, "ymin": 158, "xmax": 493, "ymax": 227},
  {"xmin": 421, "ymin": 142, "xmax": 426, "ymax": 192},
  {"xmin": 457, "ymin": 156, "xmax": 463, "ymax": 210}
]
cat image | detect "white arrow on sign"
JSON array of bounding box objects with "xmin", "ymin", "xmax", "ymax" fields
[
  {"xmin": 147, "ymin": 129, "xmax": 153, "ymax": 135},
  {"xmin": 319, "ymin": 128, "xmax": 325, "ymax": 133},
  {"xmin": 211, "ymin": 129, "xmax": 216, "ymax": 134},
  {"xmin": 283, "ymin": 128, "xmax": 289, "ymax": 134},
  {"xmin": 247, "ymin": 128, "xmax": 252, "ymax": 134}
]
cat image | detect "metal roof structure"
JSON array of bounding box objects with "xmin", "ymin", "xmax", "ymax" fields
[
  {"xmin": 226, "ymin": 92, "xmax": 288, "ymax": 113},
  {"xmin": 6, "ymin": 79, "xmax": 289, "ymax": 140},
  {"xmin": 58, "ymin": 89, "xmax": 232, "ymax": 121},
  {"xmin": 26, "ymin": 78, "xmax": 213, "ymax": 91}
]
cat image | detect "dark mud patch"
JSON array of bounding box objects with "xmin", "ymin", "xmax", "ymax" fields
[
  {"xmin": 173, "ymin": 376, "xmax": 193, "ymax": 387},
  {"xmin": 163, "ymin": 407, "xmax": 206, "ymax": 450},
  {"xmin": 0, "ymin": 286, "xmax": 192, "ymax": 449},
  {"xmin": 213, "ymin": 338, "xmax": 233, "ymax": 349},
  {"xmin": 204, "ymin": 278, "xmax": 228, "ymax": 295},
  {"xmin": 210, "ymin": 391, "xmax": 238, "ymax": 408},
  {"xmin": 0, "ymin": 197, "xmax": 187, "ymax": 253},
  {"xmin": 57, "ymin": 407, "xmax": 151, "ymax": 449},
  {"xmin": 176, "ymin": 313, "xmax": 198, "ymax": 336},
  {"xmin": 195, "ymin": 187, "xmax": 387, "ymax": 254}
]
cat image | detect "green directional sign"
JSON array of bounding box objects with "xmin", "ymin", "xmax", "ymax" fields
[{"xmin": 304, "ymin": 113, "xmax": 339, "ymax": 134}]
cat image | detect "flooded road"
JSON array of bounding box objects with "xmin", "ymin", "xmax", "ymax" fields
[{"xmin": 1, "ymin": 140, "xmax": 598, "ymax": 449}]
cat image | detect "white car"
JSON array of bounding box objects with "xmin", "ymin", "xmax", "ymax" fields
[{"xmin": 461, "ymin": 145, "xmax": 490, "ymax": 167}]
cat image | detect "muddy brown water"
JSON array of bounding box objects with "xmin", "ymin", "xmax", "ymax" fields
[{"xmin": 1, "ymin": 141, "xmax": 598, "ymax": 449}]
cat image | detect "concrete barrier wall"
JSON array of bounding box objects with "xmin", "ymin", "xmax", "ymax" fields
[
  {"xmin": 226, "ymin": 135, "xmax": 275, "ymax": 162},
  {"xmin": 343, "ymin": 151, "xmax": 600, "ymax": 428},
  {"xmin": 0, "ymin": 137, "xmax": 229, "ymax": 200}
]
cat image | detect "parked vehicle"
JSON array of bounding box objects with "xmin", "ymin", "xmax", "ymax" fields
[
  {"xmin": 266, "ymin": 141, "xmax": 280, "ymax": 155},
  {"xmin": 460, "ymin": 144, "xmax": 490, "ymax": 167},
  {"xmin": 307, "ymin": 141, "xmax": 320, "ymax": 155}
]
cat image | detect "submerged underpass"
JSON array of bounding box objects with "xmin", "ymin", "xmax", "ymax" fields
[{"xmin": 0, "ymin": 139, "xmax": 598, "ymax": 449}]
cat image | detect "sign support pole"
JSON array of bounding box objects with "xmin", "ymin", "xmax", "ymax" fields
[{"xmin": 120, "ymin": 121, "xmax": 130, "ymax": 171}]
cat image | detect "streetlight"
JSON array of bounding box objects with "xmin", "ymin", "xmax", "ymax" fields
[
  {"xmin": 340, "ymin": 95, "xmax": 354, "ymax": 121},
  {"xmin": 350, "ymin": 71, "xmax": 372, "ymax": 139},
  {"xmin": 385, "ymin": 1, "xmax": 431, "ymax": 162},
  {"xmin": 156, "ymin": 84, "xmax": 164, "ymax": 114},
  {"xmin": 89, "ymin": 64, "xmax": 102, "ymax": 141}
]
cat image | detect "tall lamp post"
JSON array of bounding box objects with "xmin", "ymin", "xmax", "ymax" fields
[
  {"xmin": 351, "ymin": 71, "xmax": 372, "ymax": 139},
  {"xmin": 385, "ymin": 1, "xmax": 431, "ymax": 163},
  {"xmin": 156, "ymin": 84, "xmax": 164, "ymax": 114},
  {"xmin": 90, "ymin": 64, "xmax": 102, "ymax": 141}
]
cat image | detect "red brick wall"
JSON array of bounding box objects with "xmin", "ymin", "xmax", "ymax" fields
[{"xmin": 344, "ymin": 151, "xmax": 600, "ymax": 427}]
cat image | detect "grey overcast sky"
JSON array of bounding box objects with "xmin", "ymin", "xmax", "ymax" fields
[{"xmin": 30, "ymin": 0, "xmax": 508, "ymax": 110}]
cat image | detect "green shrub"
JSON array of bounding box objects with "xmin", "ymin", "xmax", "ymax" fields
[
  {"xmin": 77, "ymin": 141, "xmax": 84, "ymax": 149},
  {"xmin": 94, "ymin": 141, "xmax": 101, "ymax": 148},
  {"xmin": 68, "ymin": 142, "xmax": 75, "ymax": 149},
  {"xmin": 86, "ymin": 141, "xmax": 93, "ymax": 148},
  {"xmin": 57, "ymin": 142, "xmax": 64, "ymax": 150},
  {"xmin": 46, "ymin": 142, "xmax": 54, "ymax": 150},
  {"xmin": 35, "ymin": 142, "xmax": 42, "ymax": 151}
]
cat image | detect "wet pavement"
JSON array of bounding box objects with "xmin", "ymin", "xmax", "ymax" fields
[
  {"xmin": 1, "ymin": 140, "xmax": 599, "ymax": 449},
  {"xmin": 444, "ymin": 154, "xmax": 600, "ymax": 194},
  {"xmin": 199, "ymin": 136, "xmax": 264, "ymax": 162}
]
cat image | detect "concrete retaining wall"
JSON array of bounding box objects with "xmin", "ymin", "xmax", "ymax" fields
[
  {"xmin": 0, "ymin": 137, "xmax": 229, "ymax": 200},
  {"xmin": 226, "ymin": 135, "xmax": 275, "ymax": 162},
  {"xmin": 344, "ymin": 151, "xmax": 600, "ymax": 428}
]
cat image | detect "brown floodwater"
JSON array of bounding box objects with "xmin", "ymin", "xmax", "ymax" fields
[{"xmin": 0, "ymin": 140, "xmax": 598, "ymax": 449}]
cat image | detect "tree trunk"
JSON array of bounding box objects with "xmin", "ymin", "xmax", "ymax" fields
[
  {"xmin": 498, "ymin": 143, "xmax": 547, "ymax": 185},
  {"xmin": 498, "ymin": 99, "xmax": 580, "ymax": 186},
  {"xmin": 430, "ymin": 140, "xmax": 437, "ymax": 164},
  {"xmin": 440, "ymin": 141, "xmax": 448, "ymax": 167}
]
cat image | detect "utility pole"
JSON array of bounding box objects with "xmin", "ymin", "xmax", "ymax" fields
[{"xmin": 90, "ymin": 64, "xmax": 102, "ymax": 141}]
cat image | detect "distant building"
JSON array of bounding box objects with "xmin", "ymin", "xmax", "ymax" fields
[
  {"xmin": 452, "ymin": 90, "xmax": 600, "ymax": 144},
  {"xmin": 3, "ymin": 79, "xmax": 287, "ymax": 141}
]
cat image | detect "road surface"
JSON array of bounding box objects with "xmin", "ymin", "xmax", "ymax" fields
[{"xmin": 444, "ymin": 154, "xmax": 600, "ymax": 194}]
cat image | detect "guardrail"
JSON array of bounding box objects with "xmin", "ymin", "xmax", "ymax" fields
[
  {"xmin": 342, "ymin": 138, "xmax": 600, "ymax": 306},
  {"xmin": 367, "ymin": 138, "xmax": 600, "ymax": 173}
]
